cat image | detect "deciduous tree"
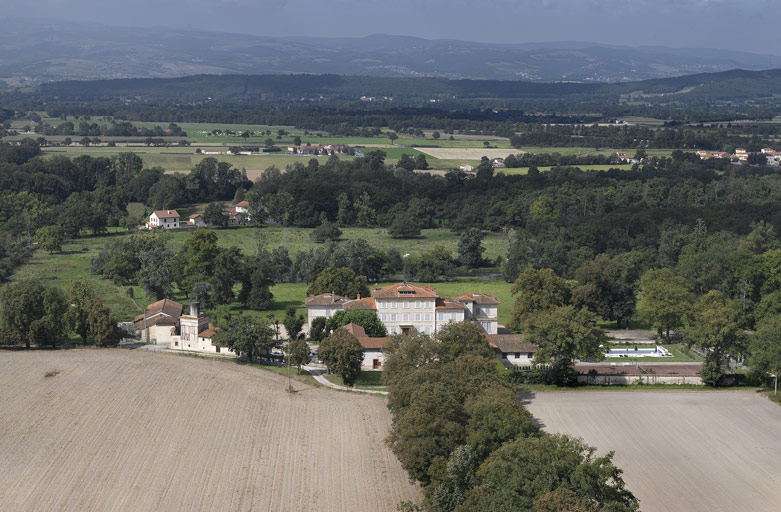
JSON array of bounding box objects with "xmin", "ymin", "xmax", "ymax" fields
[
  {"xmin": 35, "ymin": 225, "xmax": 65, "ymax": 254},
  {"xmin": 318, "ymin": 328, "xmax": 364, "ymax": 385},
  {"xmin": 307, "ymin": 265, "xmax": 369, "ymax": 299},
  {"xmin": 212, "ymin": 315, "xmax": 277, "ymax": 361},
  {"xmin": 637, "ymin": 268, "xmax": 693, "ymax": 339},
  {"xmin": 325, "ymin": 309, "xmax": 387, "ymax": 337}
]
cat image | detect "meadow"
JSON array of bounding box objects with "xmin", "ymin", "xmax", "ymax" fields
[{"xmin": 10, "ymin": 225, "xmax": 512, "ymax": 323}]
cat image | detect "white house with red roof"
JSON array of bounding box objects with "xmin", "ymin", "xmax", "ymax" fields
[
  {"xmin": 339, "ymin": 322, "xmax": 389, "ymax": 370},
  {"xmin": 146, "ymin": 210, "xmax": 180, "ymax": 229}
]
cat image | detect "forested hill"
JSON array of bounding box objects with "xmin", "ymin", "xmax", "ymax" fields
[
  {"xmin": 31, "ymin": 74, "xmax": 601, "ymax": 102},
  {"xmin": 14, "ymin": 68, "xmax": 781, "ymax": 106}
]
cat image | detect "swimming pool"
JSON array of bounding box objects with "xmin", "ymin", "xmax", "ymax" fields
[{"xmin": 606, "ymin": 345, "xmax": 672, "ymax": 358}]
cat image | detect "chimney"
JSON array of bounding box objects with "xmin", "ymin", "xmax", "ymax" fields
[
  {"xmin": 167, "ymin": 210, "xmax": 171, "ymax": 214},
  {"xmin": 357, "ymin": 294, "xmax": 361, "ymax": 299},
  {"xmin": 492, "ymin": 291, "xmax": 496, "ymax": 298},
  {"xmin": 190, "ymin": 301, "xmax": 200, "ymax": 318}
]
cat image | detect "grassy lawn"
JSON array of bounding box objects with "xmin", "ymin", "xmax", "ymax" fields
[
  {"xmin": 518, "ymin": 147, "xmax": 675, "ymax": 157},
  {"xmin": 498, "ymin": 164, "xmax": 634, "ymax": 175},
  {"xmin": 164, "ymin": 225, "xmax": 508, "ymax": 262},
  {"xmin": 324, "ymin": 370, "xmax": 387, "ymax": 390}
]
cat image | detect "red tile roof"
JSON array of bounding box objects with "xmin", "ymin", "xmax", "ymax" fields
[
  {"xmin": 199, "ymin": 327, "xmax": 220, "ymax": 339},
  {"xmin": 372, "ymin": 282, "xmax": 438, "ymax": 299},
  {"xmin": 339, "ymin": 322, "xmax": 388, "ymax": 350},
  {"xmin": 236, "ymin": 200, "xmax": 250, "ymax": 207},
  {"xmin": 344, "ymin": 297, "xmax": 376, "ymax": 310},
  {"xmin": 132, "ymin": 299, "xmax": 183, "ymax": 330},
  {"xmin": 436, "ymin": 298, "xmax": 467, "ymax": 310},
  {"xmin": 152, "ymin": 210, "xmax": 180, "ymax": 219},
  {"xmin": 456, "ymin": 292, "xmax": 500, "ymax": 305},
  {"xmin": 305, "ymin": 293, "xmax": 349, "ymax": 307}
]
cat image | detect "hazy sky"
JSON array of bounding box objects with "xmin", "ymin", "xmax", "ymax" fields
[{"xmin": 3, "ymin": 0, "xmax": 780, "ymax": 54}]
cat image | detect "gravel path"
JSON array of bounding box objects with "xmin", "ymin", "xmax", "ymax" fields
[{"xmin": 306, "ymin": 367, "xmax": 388, "ymax": 395}]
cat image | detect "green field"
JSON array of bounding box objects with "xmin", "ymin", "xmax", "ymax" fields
[
  {"xmin": 497, "ymin": 164, "xmax": 634, "ymax": 175},
  {"xmin": 519, "ymin": 147, "xmax": 675, "ymax": 157},
  {"xmin": 324, "ymin": 370, "xmax": 386, "ymax": 390},
  {"xmin": 9, "ymin": 226, "xmax": 511, "ymax": 323}
]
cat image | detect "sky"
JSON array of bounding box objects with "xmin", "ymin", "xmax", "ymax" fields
[{"xmin": 2, "ymin": 0, "xmax": 780, "ymax": 55}]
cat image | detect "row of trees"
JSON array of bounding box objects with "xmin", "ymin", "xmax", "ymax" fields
[
  {"xmin": 0, "ymin": 279, "xmax": 122, "ymax": 347},
  {"xmin": 383, "ymin": 321, "xmax": 639, "ymax": 511}
]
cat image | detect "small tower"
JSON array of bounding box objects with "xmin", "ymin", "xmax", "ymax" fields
[{"xmin": 179, "ymin": 301, "xmax": 209, "ymax": 349}]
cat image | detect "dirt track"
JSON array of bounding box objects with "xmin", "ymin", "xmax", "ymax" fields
[
  {"xmin": 0, "ymin": 350, "xmax": 418, "ymax": 511},
  {"xmin": 526, "ymin": 391, "xmax": 781, "ymax": 512}
]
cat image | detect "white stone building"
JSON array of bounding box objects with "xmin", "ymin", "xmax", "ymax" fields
[
  {"xmin": 171, "ymin": 301, "xmax": 234, "ymax": 356},
  {"xmin": 146, "ymin": 210, "xmax": 180, "ymax": 229},
  {"xmin": 305, "ymin": 282, "xmax": 500, "ymax": 336}
]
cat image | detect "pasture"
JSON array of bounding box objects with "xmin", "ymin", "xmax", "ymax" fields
[
  {"xmin": 0, "ymin": 350, "xmax": 418, "ymax": 511},
  {"xmin": 526, "ymin": 391, "xmax": 781, "ymax": 512},
  {"xmin": 9, "ymin": 226, "xmax": 510, "ymax": 322}
]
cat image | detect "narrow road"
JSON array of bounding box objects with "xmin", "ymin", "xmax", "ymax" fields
[{"xmin": 305, "ymin": 366, "xmax": 388, "ymax": 395}]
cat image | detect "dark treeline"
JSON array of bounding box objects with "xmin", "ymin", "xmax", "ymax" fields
[
  {"xmin": 510, "ymin": 124, "xmax": 781, "ymax": 152},
  {"xmin": 36, "ymin": 120, "xmax": 187, "ymax": 138}
]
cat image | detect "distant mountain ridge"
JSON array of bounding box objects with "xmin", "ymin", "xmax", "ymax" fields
[
  {"xmin": 1, "ymin": 19, "xmax": 780, "ymax": 85},
  {"xmin": 24, "ymin": 68, "xmax": 781, "ymax": 106}
]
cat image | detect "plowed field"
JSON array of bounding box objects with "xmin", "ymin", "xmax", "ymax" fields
[
  {"xmin": 0, "ymin": 350, "xmax": 417, "ymax": 511},
  {"xmin": 526, "ymin": 391, "xmax": 781, "ymax": 512}
]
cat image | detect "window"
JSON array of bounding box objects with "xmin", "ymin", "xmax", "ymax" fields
[
  {"xmin": 392, "ymin": 301, "xmax": 397, "ymax": 309},
  {"xmin": 416, "ymin": 301, "xmax": 421, "ymax": 308},
  {"xmin": 415, "ymin": 313, "xmax": 421, "ymax": 321},
  {"xmin": 502, "ymin": 352, "xmax": 508, "ymax": 358},
  {"xmin": 424, "ymin": 326, "xmax": 431, "ymax": 334},
  {"xmin": 438, "ymin": 312, "xmax": 444, "ymax": 321},
  {"xmin": 403, "ymin": 313, "xmax": 409, "ymax": 321},
  {"xmin": 515, "ymin": 352, "xmax": 521, "ymax": 358},
  {"xmin": 381, "ymin": 314, "xmax": 387, "ymax": 321},
  {"xmin": 425, "ymin": 313, "xmax": 431, "ymax": 321},
  {"xmin": 216, "ymin": 346, "xmax": 221, "ymax": 353},
  {"xmin": 391, "ymin": 313, "xmax": 397, "ymax": 321}
]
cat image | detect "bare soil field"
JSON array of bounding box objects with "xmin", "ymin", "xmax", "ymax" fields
[
  {"xmin": 526, "ymin": 391, "xmax": 781, "ymax": 512},
  {"xmin": 414, "ymin": 147, "xmax": 521, "ymax": 160},
  {"xmin": 0, "ymin": 350, "xmax": 418, "ymax": 511}
]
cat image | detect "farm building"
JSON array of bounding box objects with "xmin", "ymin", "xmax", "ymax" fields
[
  {"xmin": 339, "ymin": 322, "xmax": 389, "ymax": 370},
  {"xmin": 133, "ymin": 299, "xmax": 183, "ymax": 343},
  {"xmin": 490, "ymin": 334, "xmax": 537, "ymax": 366},
  {"xmin": 189, "ymin": 214, "xmax": 206, "ymax": 227}
]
